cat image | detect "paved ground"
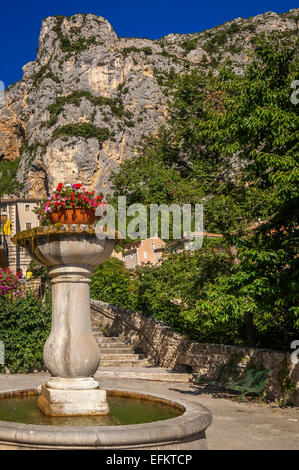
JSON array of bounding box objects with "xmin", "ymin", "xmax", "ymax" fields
[{"xmin": 0, "ymin": 372, "xmax": 298, "ymax": 450}]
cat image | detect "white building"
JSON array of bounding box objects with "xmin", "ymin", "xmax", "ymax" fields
[{"xmin": 0, "ymin": 198, "xmax": 40, "ymax": 274}]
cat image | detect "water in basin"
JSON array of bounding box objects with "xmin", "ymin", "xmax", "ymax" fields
[{"xmin": 0, "ymin": 395, "xmax": 183, "ymax": 427}]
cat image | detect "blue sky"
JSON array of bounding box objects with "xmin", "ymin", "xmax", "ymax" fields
[{"xmin": 0, "ymin": 0, "xmax": 296, "ymax": 87}]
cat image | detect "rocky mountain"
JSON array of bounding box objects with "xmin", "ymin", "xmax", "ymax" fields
[{"xmin": 0, "ymin": 9, "xmax": 298, "ymax": 198}]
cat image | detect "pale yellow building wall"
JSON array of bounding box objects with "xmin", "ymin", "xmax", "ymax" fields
[{"xmin": 16, "ymin": 202, "xmax": 39, "ymax": 232}]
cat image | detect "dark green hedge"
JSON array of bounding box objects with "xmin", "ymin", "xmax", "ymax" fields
[{"xmin": 0, "ymin": 293, "xmax": 51, "ymax": 373}]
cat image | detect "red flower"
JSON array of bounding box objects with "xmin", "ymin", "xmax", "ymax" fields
[
  {"xmin": 73, "ymin": 183, "xmax": 82, "ymax": 189},
  {"xmin": 56, "ymin": 183, "xmax": 64, "ymax": 191}
]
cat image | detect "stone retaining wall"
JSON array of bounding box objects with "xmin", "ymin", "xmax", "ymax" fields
[{"xmin": 91, "ymin": 299, "xmax": 299, "ymax": 404}]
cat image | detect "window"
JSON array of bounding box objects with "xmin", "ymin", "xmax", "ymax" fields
[
  {"xmin": 25, "ymin": 205, "xmax": 30, "ymax": 212},
  {"xmin": 144, "ymin": 251, "xmax": 147, "ymax": 259},
  {"xmin": 130, "ymin": 253, "xmax": 134, "ymax": 259},
  {"xmin": 122, "ymin": 255, "xmax": 126, "ymax": 261},
  {"xmin": 151, "ymin": 243, "xmax": 155, "ymax": 249},
  {"xmin": 26, "ymin": 222, "xmax": 31, "ymax": 230}
]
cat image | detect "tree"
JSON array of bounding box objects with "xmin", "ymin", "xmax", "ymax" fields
[
  {"xmin": 109, "ymin": 33, "xmax": 299, "ymax": 349},
  {"xmin": 90, "ymin": 257, "xmax": 136, "ymax": 309}
]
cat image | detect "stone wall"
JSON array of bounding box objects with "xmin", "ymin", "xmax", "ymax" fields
[{"xmin": 91, "ymin": 299, "xmax": 299, "ymax": 404}]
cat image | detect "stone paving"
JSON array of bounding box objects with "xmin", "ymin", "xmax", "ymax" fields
[{"xmin": 0, "ymin": 372, "xmax": 298, "ymax": 450}]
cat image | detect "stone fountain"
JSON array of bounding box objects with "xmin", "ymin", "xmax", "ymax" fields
[
  {"xmin": 14, "ymin": 224, "xmax": 114, "ymax": 417},
  {"xmin": 0, "ymin": 224, "xmax": 212, "ymax": 449}
]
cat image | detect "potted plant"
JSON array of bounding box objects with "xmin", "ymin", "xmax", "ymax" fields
[{"xmin": 34, "ymin": 183, "xmax": 107, "ymax": 225}]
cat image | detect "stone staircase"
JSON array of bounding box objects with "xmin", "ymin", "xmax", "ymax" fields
[
  {"xmin": 91, "ymin": 306, "xmax": 191, "ymax": 382},
  {"xmin": 92, "ymin": 319, "xmax": 151, "ymax": 367}
]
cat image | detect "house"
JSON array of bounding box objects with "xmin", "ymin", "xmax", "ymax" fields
[
  {"xmin": 114, "ymin": 237, "xmax": 166, "ymax": 269},
  {"xmin": 0, "ymin": 198, "xmax": 40, "ymax": 274},
  {"xmin": 113, "ymin": 232, "xmax": 223, "ymax": 269}
]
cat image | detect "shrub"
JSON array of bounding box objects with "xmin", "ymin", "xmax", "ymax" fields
[
  {"xmin": 0, "ymin": 268, "xmax": 24, "ymax": 297},
  {"xmin": 52, "ymin": 123, "xmax": 110, "ymax": 142},
  {"xmin": 0, "ymin": 292, "xmax": 51, "ymax": 373},
  {"xmin": 0, "ymin": 159, "xmax": 21, "ymax": 194},
  {"xmin": 180, "ymin": 38, "xmax": 198, "ymax": 52},
  {"xmin": 90, "ymin": 258, "xmax": 136, "ymax": 309},
  {"xmin": 121, "ymin": 46, "xmax": 153, "ymax": 58},
  {"xmin": 46, "ymin": 91, "xmax": 129, "ymax": 127}
]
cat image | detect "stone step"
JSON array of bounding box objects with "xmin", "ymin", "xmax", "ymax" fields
[
  {"xmin": 98, "ymin": 342, "xmax": 130, "ymax": 349},
  {"xmin": 99, "ymin": 353, "xmax": 145, "ymax": 360},
  {"xmin": 99, "ymin": 359, "xmax": 151, "ymax": 367},
  {"xmin": 99, "ymin": 347, "xmax": 134, "ymax": 354},
  {"xmin": 91, "ymin": 323, "xmax": 152, "ymax": 369},
  {"xmin": 97, "ymin": 336, "xmax": 123, "ymax": 343},
  {"xmin": 95, "ymin": 366, "xmax": 191, "ymax": 382}
]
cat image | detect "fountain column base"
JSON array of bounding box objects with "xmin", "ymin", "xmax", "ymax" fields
[{"xmin": 37, "ymin": 378, "xmax": 109, "ymax": 416}]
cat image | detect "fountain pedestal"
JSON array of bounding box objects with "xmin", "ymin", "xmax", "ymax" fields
[
  {"xmin": 38, "ymin": 379, "xmax": 108, "ymax": 416},
  {"xmin": 14, "ymin": 225, "xmax": 114, "ymax": 416}
]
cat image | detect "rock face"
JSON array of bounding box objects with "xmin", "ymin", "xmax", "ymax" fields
[{"xmin": 0, "ymin": 9, "xmax": 298, "ymax": 197}]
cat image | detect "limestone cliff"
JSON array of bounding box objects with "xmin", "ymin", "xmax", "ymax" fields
[{"xmin": 0, "ymin": 9, "xmax": 298, "ymax": 197}]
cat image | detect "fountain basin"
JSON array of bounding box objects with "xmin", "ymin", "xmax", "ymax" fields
[{"xmin": 0, "ymin": 388, "xmax": 212, "ymax": 450}]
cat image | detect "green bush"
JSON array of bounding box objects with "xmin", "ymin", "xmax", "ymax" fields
[
  {"xmin": 91, "ymin": 258, "xmax": 137, "ymax": 309},
  {"xmin": 52, "ymin": 123, "xmax": 110, "ymax": 142},
  {"xmin": 0, "ymin": 292, "xmax": 51, "ymax": 373},
  {"xmin": 46, "ymin": 91, "xmax": 130, "ymax": 128},
  {"xmin": 0, "ymin": 159, "xmax": 21, "ymax": 195},
  {"xmin": 52, "ymin": 16, "xmax": 98, "ymax": 53},
  {"xmin": 121, "ymin": 46, "xmax": 153, "ymax": 58},
  {"xmin": 180, "ymin": 38, "xmax": 198, "ymax": 52}
]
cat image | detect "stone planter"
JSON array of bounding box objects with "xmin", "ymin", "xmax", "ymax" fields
[{"xmin": 13, "ymin": 225, "xmax": 115, "ymax": 416}]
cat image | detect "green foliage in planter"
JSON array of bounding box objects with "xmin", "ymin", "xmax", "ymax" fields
[
  {"xmin": 52, "ymin": 123, "xmax": 110, "ymax": 143},
  {"xmin": 0, "ymin": 159, "xmax": 21, "ymax": 195},
  {"xmin": 0, "ymin": 292, "xmax": 51, "ymax": 373}
]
